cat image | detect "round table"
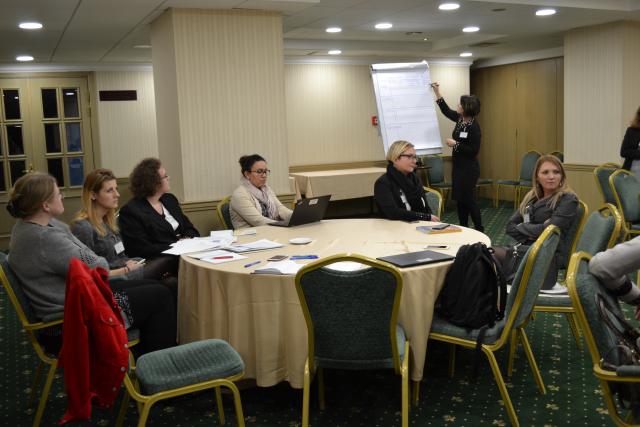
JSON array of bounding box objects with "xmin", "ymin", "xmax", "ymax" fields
[{"xmin": 177, "ymin": 218, "xmax": 490, "ymax": 388}]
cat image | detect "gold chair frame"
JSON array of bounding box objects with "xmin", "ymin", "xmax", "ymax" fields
[
  {"xmin": 116, "ymin": 368, "xmax": 245, "ymax": 427},
  {"xmin": 423, "ymin": 186, "xmax": 443, "ymax": 219},
  {"xmin": 593, "ymin": 162, "xmax": 621, "ymax": 205},
  {"xmin": 295, "ymin": 254, "xmax": 410, "ymax": 427},
  {"xmin": 566, "ymin": 251, "xmax": 640, "ymax": 427},
  {"xmin": 609, "ymin": 169, "xmax": 640, "ymax": 242},
  {"xmin": 427, "ymin": 225, "xmax": 560, "ymax": 427}
]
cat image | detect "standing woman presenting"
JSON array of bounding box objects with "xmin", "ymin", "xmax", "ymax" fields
[
  {"xmin": 431, "ymin": 82, "xmax": 484, "ymax": 232},
  {"xmin": 620, "ymin": 106, "xmax": 640, "ymax": 177}
]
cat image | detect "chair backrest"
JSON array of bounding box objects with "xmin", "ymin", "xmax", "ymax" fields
[
  {"xmin": 550, "ymin": 151, "xmax": 564, "ymax": 162},
  {"xmin": 295, "ymin": 254, "xmax": 403, "ymax": 374},
  {"xmin": 0, "ymin": 252, "xmax": 38, "ymax": 325},
  {"xmin": 500, "ymin": 225, "xmax": 560, "ymax": 341},
  {"xmin": 575, "ymin": 204, "xmax": 623, "ymax": 255},
  {"xmin": 423, "ymin": 156, "xmax": 445, "ymax": 185},
  {"xmin": 594, "ymin": 163, "xmax": 620, "ymax": 205},
  {"xmin": 423, "ymin": 186, "xmax": 443, "ymax": 218},
  {"xmin": 217, "ymin": 196, "xmax": 233, "ymax": 230},
  {"xmin": 519, "ymin": 150, "xmax": 542, "ymax": 182},
  {"xmin": 567, "ymin": 252, "xmax": 622, "ymax": 367},
  {"xmin": 558, "ymin": 199, "xmax": 588, "ymax": 268},
  {"xmin": 610, "ymin": 169, "xmax": 640, "ymax": 223}
]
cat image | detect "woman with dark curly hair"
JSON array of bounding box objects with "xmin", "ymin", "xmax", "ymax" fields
[{"xmin": 118, "ymin": 158, "xmax": 199, "ymax": 269}]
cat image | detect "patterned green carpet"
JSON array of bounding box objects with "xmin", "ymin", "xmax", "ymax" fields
[{"xmin": 0, "ymin": 199, "xmax": 616, "ymax": 426}]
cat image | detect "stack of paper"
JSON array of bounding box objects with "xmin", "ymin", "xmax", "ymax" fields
[
  {"xmin": 225, "ymin": 239, "xmax": 284, "ymax": 253},
  {"xmin": 162, "ymin": 234, "xmax": 237, "ymax": 255},
  {"xmin": 252, "ymin": 260, "xmax": 303, "ymax": 275}
]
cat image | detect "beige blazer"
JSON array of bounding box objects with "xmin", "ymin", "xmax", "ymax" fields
[{"xmin": 230, "ymin": 184, "xmax": 293, "ymax": 229}]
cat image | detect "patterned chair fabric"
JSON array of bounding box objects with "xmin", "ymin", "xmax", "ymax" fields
[
  {"xmin": 611, "ymin": 170, "xmax": 640, "ymax": 223},
  {"xmin": 550, "ymin": 151, "xmax": 564, "ymax": 162},
  {"xmin": 594, "ymin": 163, "xmax": 620, "ymax": 206},
  {"xmin": 298, "ymin": 262, "xmax": 405, "ymax": 369},
  {"xmin": 574, "ymin": 204, "xmax": 620, "ymax": 255},
  {"xmin": 557, "ymin": 199, "xmax": 587, "ymax": 269},
  {"xmin": 424, "ymin": 187, "xmax": 443, "ymax": 219},
  {"xmin": 496, "ymin": 150, "xmax": 541, "ymax": 207}
]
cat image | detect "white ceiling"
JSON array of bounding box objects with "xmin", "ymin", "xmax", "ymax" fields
[{"xmin": 3, "ymin": 0, "xmax": 640, "ymax": 68}]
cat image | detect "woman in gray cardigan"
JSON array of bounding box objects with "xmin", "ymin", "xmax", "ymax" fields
[{"xmin": 7, "ymin": 172, "xmax": 176, "ymax": 354}]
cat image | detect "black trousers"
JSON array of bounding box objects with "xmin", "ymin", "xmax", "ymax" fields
[
  {"xmin": 110, "ymin": 279, "xmax": 177, "ymax": 354},
  {"xmin": 456, "ymin": 198, "xmax": 483, "ymax": 231}
]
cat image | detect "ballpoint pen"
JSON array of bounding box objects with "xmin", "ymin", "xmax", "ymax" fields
[
  {"xmin": 244, "ymin": 260, "xmax": 261, "ymax": 268},
  {"xmin": 290, "ymin": 255, "xmax": 319, "ymax": 260},
  {"xmin": 211, "ymin": 256, "xmax": 234, "ymax": 260}
]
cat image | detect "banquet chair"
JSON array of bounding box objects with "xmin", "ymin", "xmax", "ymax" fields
[
  {"xmin": 423, "ymin": 156, "xmax": 452, "ymax": 204},
  {"xmin": 566, "ymin": 251, "xmax": 640, "ymax": 427},
  {"xmin": 495, "ymin": 150, "xmax": 541, "ymax": 208},
  {"xmin": 610, "ymin": 169, "xmax": 640, "ymax": 241},
  {"xmin": 550, "ymin": 151, "xmax": 564, "ymax": 162},
  {"xmin": 594, "ymin": 163, "xmax": 620, "ymax": 206},
  {"xmin": 217, "ymin": 196, "xmax": 234, "ymax": 230},
  {"xmin": 423, "ymin": 186, "xmax": 443, "ymax": 218},
  {"xmin": 508, "ymin": 204, "xmax": 622, "ymax": 375},
  {"xmin": 428, "ymin": 225, "xmax": 560, "ymax": 427},
  {"xmin": 117, "ymin": 339, "xmax": 246, "ymax": 427},
  {"xmin": 295, "ymin": 254, "xmax": 410, "ymax": 427},
  {"xmin": 0, "ymin": 253, "xmax": 142, "ymax": 427}
]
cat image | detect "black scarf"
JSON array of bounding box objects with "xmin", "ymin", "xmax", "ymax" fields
[{"xmin": 386, "ymin": 163, "xmax": 426, "ymax": 212}]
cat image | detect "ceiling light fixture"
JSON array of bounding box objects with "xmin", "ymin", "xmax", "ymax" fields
[
  {"xmin": 326, "ymin": 27, "xmax": 342, "ymax": 33},
  {"xmin": 375, "ymin": 22, "xmax": 393, "ymax": 30},
  {"xmin": 439, "ymin": 3, "xmax": 460, "ymax": 11},
  {"xmin": 462, "ymin": 26, "xmax": 479, "ymax": 33},
  {"xmin": 535, "ymin": 8, "xmax": 556, "ymax": 16},
  {"xmin": 19, "ymin": 22, "xmax": 43, "ymax": 30},
  {"xmin": 328, "ymin": 50, "xmax": 342, "ymax": 55},
  {"xmin": 16, "ymin": 55, "xmax": 34, "ymax": 62},
  {"xmin": 459, "ymin": 52, "xmax": 473, "ymax": 57}
]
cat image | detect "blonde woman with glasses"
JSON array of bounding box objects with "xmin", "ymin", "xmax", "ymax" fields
[
  {"xmin": 374, "ymin": 140, "xmax": 439, "ymax": 222},
  {"xmin": 230, "ymin": 154, "xmax": 292, "ymax": 229}
]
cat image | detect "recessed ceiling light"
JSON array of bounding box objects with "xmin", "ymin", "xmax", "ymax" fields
[
  {"xmin": 439, "ymin": 3, "xmax": 460, "ymax": 11},
  {"xmin": 375, "ymin": 22, "xmax": 393, "ymax": 30},
  {"xmin": 423, "ymin": 38, "xmax": 429, "ymax": 41},
  {"xmin": 326, "ymin": 27, "xmax": 342, "ymax": 33},
  {"xmin": 536, "ymin": 8, "xmax": 556, "ymax": 16},
  {"xmin": 328, "ymin": 50, "xmax": 342, "ymax": 55},
  {"xmin": 462, "ymin": 26, "xmax": 479, "ymax": 33},
  {"xmin": 459, "ymin": 52, "xmax": 473, "ymax": 57},
  {"xmin": 19, "ymin": 22, "xmax": 43, "ymax": 30},
  {"xmin": 133, "ymin": 45, "xmax": 152, "ymax": 49},
  {"xmin": 16, "ymin": 55, "xmax": 34, "ymax": 62}
]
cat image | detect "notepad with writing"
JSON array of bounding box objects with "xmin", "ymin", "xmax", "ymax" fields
[
  {"xmin": 416, "ymin": 225, "xmax": 462, "ymax": 234},
  {"xmin": 251, "ymin": 260, "xmax": 304, "ymax": 275}
]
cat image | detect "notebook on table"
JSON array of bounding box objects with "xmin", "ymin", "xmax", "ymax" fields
[
  {"xmin": 377, "ymin": 250, "xmax": 454, "ymax": 268},
  {"xmin": 269, "ymin": 195, "xmax": 331, "ymax": 227}
]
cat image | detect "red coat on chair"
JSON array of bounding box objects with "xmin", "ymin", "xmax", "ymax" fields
[{"xmin": 58, "ymin": 258, "xmax": 129, "ymax": 424}]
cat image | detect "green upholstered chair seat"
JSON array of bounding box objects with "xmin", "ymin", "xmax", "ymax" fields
[
  {"xmin": 431, "ymin": 316, "xmax": 506, "ymax": 344},
  {"xmin": 519, "ymin": 180, "xmax": 533, "ymax": 187},
  {"xmin": 431, "ymin": 182, "xmax": 452, "ymax": 188},
  {"xmin": 478, "ymin": 178, "xmax": 493, "ymax": 185},
  {"xmin": 535, "ymin": 294, "xmax": 572, "ymax": 307},
  {"xmin": 497, "ymin": 179, "xmax": 519, "ymax": 185},
  {"xmin": 316, "ymin": 324, "xmax": 406, "ymax": 370},
  {"xmin": 126, "ymin": 328, "xmax": 140, "ymax": 342},
  {"xmin": 136, "ymin": 339, "xmax": 244, "ymax": 395},
  {"xmin": 631, "ymin": 223, "xmax": 640, "ymax": 230}
]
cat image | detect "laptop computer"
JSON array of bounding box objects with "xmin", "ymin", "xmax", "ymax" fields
[
  {"xmin": 268, "ymin": 194, "xmax": 331, "ymax": 227},
  {"xmin": 377, "ymin": 250, "xmax": 454, "ymax": 268}
]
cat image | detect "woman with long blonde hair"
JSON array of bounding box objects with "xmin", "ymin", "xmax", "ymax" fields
[{"xmin": 497, "ymin": 155, "xmax": 578, "ymax": 291}]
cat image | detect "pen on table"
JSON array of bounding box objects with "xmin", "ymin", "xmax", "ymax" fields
[
  {"xmin": 244, "ymin": 260, "xmax": 261, "ymax": 268},
  {"xmin": 211, "ymin": 255, "xmax": 234, "ymax": 260},
  {"xmin": 290, "ymin": 255, "xmax": 319, "ymax": 260}
]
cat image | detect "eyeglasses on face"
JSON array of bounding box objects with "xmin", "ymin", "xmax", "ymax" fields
[
  {"xmin": 251, "ymin": 169, "xmax": 271, "ymax": 176},
  {"xmin": 398, "ymin": 154, "xmax": 418, "ymax": 161}
]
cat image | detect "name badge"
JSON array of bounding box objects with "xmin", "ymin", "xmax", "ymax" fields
[
  {"xmin": 523, "ymin": 213, "xmax": 530, "ymax": 223},
  {"xmin": 114, "ymin": 241, "xmax": 125, "ymax": 254},
  {"xmin": 459, "ymin": 131, "xmax": 468, "ymax": 138}
]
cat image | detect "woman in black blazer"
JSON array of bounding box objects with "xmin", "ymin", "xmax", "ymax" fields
[
  {"xmin": 119, "ymin": 158, "xmax": 199, "ymax": 276},
  {"xmin": 431, "ymin": 82, "xmax": 483, "ymax": 232},
  {"xmin": 374, "ymin": 140, "xmax": 440, "ymax": 222},
  {"xmin": 620, "ymin": 106, "xmax": 640, "ymax": 175}
]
